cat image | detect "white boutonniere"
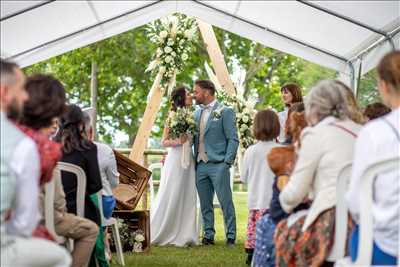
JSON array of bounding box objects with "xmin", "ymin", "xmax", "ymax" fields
[{"xmin": 212, "ymin": 107, "xmax": 224, "ymax": 120}]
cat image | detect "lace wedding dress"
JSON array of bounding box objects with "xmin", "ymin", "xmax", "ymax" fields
[{"xmin": 150, "ymin": 139, "xmax": 199, "ymax": 246}]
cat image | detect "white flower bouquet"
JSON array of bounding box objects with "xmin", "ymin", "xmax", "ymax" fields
[
  {"xmin": 131, "ymin": 230, "xmax": 145, "ymax": 253},
  {"xmin": 146, "ymin": 14, "xmax": 197, "ymax": 94},
  {"xmin": 167, "ymin": 107, "xmax": 197, "ymax": 139},
  {"xmin": 217, "ymin": 90, "xmax": 256, "ymax": 149}
]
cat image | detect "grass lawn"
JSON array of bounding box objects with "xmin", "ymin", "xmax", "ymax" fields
[{"xmin": 111, "ymin": 192, "xmax": 249, "ymax": 267}]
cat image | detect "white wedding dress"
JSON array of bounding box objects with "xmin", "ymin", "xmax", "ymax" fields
[{"xmin": 150, "ymin": 141, "xmax": 199, "ymax": 246}]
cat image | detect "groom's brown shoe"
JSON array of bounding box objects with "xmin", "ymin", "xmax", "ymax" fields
[{"xmin": 201, "ymin": 238, "xmax": 215, "ymax": 245}]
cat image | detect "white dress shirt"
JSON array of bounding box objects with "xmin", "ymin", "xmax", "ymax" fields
[
  {"xmin": 7, "ymin": 137, "xmax": 40, "ymax": 237},
  {"xmin": 95, "ymin": 142, "xmax": 119, "ymax": 196},
  {"xmin": 346, "ymin": 108, "xmax": 400, "ymax": 257},
  {"xmin": 240, "ymin": 141, "xmax": 281, "ymax": 210}
]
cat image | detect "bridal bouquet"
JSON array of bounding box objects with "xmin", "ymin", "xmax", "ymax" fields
[{"xmin": 167, "ymin": 107, "xmax": 197, "ymax": 139}]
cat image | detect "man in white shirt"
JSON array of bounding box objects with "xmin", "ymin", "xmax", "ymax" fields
[
  {"xmin": 83, "ymin": 111, "xmax": 119, "ymax": 219},
  {"xmin": 0, "ymin": 58, "xmax": 71, "ymax": 267}
]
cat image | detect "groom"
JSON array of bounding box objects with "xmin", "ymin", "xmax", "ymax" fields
[{"xmin": 193, "ymin": 80, "xmax": 239, "ymax": 246}]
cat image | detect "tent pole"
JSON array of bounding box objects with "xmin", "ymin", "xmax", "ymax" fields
[
  {"xmin": 90, "ymin": 60, "xmax": 98, "ymax": 140},
  {"xmin": 348, "ymin": 61, "xmax": 356, "ymax": 93}
]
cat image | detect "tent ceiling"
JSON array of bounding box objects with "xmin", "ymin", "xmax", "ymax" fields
[{"xmin": 1, "ymin": 0, "xmax": 399, "ymax": 77}]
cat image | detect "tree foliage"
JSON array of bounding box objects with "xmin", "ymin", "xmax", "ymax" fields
[{"xmin": 24, "ymin": 20, "xmax": 337, "ymax": 147}]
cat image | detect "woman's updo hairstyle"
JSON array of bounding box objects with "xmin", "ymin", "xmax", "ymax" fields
[{"xmin": 170, "ymin": 86, "xmax": 187, "ymax": 111}]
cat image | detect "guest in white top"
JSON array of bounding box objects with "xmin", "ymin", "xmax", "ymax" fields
[
  {"xmin": 240, "ymin": 109, "xmax": 281, "ymax": 263},
  {"xmin": 277, "ymin": 83, "xmax": 303, "ymax": 143},
  {"xmin": 275, "ymin": 79, "xmax": 362, "ymax": 266},
  {"xmin": 83, "ymin": 111, "xmax": 119, "ymax": 219},
  {"xmin": 346, "ymin": 51, "xmax": 400, "ymax": 265},
  {"xmin": 0, "ymin": 58, "xmax": 71, "ymax": 267}
]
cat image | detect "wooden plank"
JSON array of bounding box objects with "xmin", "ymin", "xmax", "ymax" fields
[
  {"xmin": 196, "ymin": 19, "xmax": 236, "ymax": 96},
  {"xmin": 129, "ymin": 71, "xmax": 165, "ymax": 163}
]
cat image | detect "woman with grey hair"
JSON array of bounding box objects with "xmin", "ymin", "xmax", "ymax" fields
[{"xmin": 274, "ymin": 80, "xmax": 362, "ymax": 267}]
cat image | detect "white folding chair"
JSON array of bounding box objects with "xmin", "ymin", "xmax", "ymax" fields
[
  {"xmin": 335, "ymin": 157, "xmax": 399, "ymax": 266},
  {"xmin": 97, "ymin": 192, "xmax": 125, "ymax": 266},
  {"xmin": 44, "ymin": 162, "xmax": 87, "ymax": 249},
  {"xmin": 327, "ymin": 162, "xmax": 352, "ymax": 262}
]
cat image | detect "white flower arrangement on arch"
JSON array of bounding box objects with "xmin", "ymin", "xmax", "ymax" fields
[
  {"xmin": 217, "ymin": 90, "xmax": 257, "ymax": 149},
  {"xmin": 146, "ymin": 14, "xmax": 198, "ymax": 94}
]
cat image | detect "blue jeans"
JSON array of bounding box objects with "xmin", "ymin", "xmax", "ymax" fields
[
  {"xmin": 101, "ymin": 195, "xmax": 116, "ymax": 219},
  {"xmin": 349, "ymin": 225, "xmax": 397, "ymax": 266}
]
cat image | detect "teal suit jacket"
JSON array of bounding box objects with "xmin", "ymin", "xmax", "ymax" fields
[{"xmin": 194, "ymin": 101, "xmax": 239, "ymax": 166}]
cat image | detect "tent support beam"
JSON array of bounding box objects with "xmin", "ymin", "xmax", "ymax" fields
[
  {"xmin": 348, "ymin": 61, "xmax": 356, "ymax": 92},
  {"xmin": 297, "ymin": 0, "xmax": 396, "ymax": 50},
  {"xmin": 193, "ymin": 0, "xmax": 348, "ymax": 64},
  {"xmin": 348, "ymin": 28, "xmax": 400, "ymax": 63},
  {"xmin": 0, "ymin": 0, "xmax": 56, "ymax": 22}
]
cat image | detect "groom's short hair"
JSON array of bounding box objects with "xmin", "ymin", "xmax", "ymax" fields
[{"xmin": 195, "ymin": 80, "xmax": 215, "ymax": 96}]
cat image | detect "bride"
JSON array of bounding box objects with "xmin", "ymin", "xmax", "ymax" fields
[{"xmin": 150, "ymin": 86, "xmax": 199, "ymax": 247}]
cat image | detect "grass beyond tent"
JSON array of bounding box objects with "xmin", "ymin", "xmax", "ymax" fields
[{"xmin": 111, "ymin": 192, "xmax": 248, "ymax": 267}]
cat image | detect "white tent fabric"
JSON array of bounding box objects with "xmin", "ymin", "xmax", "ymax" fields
[{"xmin": 1, "ymin": 0, "xmax": 399, "ymax": 87}]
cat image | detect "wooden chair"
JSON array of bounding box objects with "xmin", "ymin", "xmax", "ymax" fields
[
  {"xmin": 44, "ymin": 162, "xmax": 87, "ymax": 249},
  {"xmin": 335, "ymin": 157, "xmax": 399, "ymax": 266},
  {"xmin": 97, "ymin": 192, "xmax": 125, "ymax": 266}
]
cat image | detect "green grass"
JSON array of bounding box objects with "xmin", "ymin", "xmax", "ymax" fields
[{"xmin": 111, "ymin": 192, "xmax": 249, "ymax": 267}]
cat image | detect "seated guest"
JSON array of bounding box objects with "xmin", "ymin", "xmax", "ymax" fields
[
  {"xmin": 275, "ymin": 80, "xmax": 362, "ymax": 266},
  {"xmin": 347, "ymin": 51, "xmax": 400, "ymax": 266},
  {"xmin": 252, "ymin": 111, "xmax": 308, "ymax": 267},
  {"xmin": 83, "ymin": 111, "xmax": 119, "ymax": 220},
  {"xmin": 0, "ymin": 58, "xmax": 71, "ymax": 267},
  {"xmin": 55, "ymin": 104, "xmax": 103, "ymax": 226},
  {"xmin": 83, "ymin": 111, "xmax": 119, "ymax": 263},
  {"xmin": 19, "ymin": 74, "xmax": 99, "ymax": 267},
  {"xmin": 363, "ymin": 102, "xmax": 391, "ymax": 121},
  {"xmin": 240, "ymin": 109, "xmax": 281, "ymax": 265}
]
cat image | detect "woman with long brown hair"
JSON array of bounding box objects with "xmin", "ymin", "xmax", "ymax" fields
[{"xmin": 278, "ymin": 83, "xmax": 303, "ymax": 143}]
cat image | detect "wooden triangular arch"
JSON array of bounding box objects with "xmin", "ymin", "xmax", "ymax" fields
[{"xmin": 129, "ymin": 19, "xmax": 236, "ymax": 163}]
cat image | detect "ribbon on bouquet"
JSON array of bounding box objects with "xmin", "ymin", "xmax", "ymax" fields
[{"xmin": 181, "ymin": 139, "xmax": 192, "ymax": 169}]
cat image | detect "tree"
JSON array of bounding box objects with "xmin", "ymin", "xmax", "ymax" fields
[
  {"xmin": 24, "ymin": 20, "xmax": 336, "ymax": 146},
  {"xmin": 356, "ymin": 69, "xmax": 381, "ymax": 108}
]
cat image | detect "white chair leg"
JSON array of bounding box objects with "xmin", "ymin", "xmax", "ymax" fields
[
  {"xmin": 112, "ymin": 223, "xmax": 125, "ymax": 266},
  {"xmin": 66, "ymin": 238, "xmax": 74, "ymax": 252}
]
